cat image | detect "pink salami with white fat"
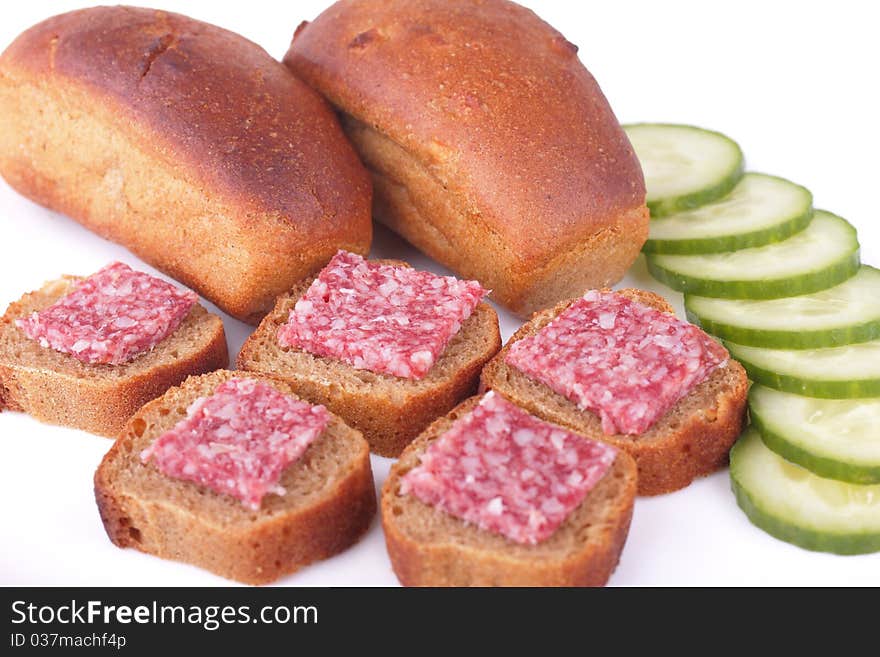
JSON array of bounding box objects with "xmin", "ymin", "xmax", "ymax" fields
[
  {"xmin": 277, "ymin": 250, "xmax": 487, "ymax": 379},
  {"xmin": 16, "ymin": 261, "xmax": 197, "ymax": 365},
  {"xmin": 505, "ymin": 290, "xmax": 728, "ymax": 435},
  {"xmin": 401, "ymin": 391, "xmax": 617, "ymax": 545},
  {"xmin": 140, "ymin": 378, "xmax": 330, "ymax": 510}
]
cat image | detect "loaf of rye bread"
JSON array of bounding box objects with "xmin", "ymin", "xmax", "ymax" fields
[
  {"xmin": 0, "ymin": 7, "xmax": 372, "ymax": 323},
  {"xmin": 284, "ymin": 0, "xmax": 649, "ymax": 317}
]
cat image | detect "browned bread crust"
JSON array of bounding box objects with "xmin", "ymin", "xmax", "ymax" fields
[
  {"xmin": 0, "ymin": 7, "xmax": 372, "ymax": 323},
  {"xmin": 480, "ymin": 289, "xmax": 750, "ymax": 495},
  {"xmin": 382, "ymin": 395, "xmax": 638, "ymax": 586},
  {"xmin": 0, "ymin": 276, "xmax": 228, "ymax": 437},
  {"xmin": 284, "ymin": 0, "xmax": 648, "ymax": 316},
  {"xmin": 237, "ymin": 260, "xmax": 502, "ymax": 457},
  {"xmin": 94, "ymin": 370, "xmax": 376, "ymax": 585}
]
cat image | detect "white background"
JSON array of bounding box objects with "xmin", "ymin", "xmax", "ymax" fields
[{"xmin": 1, "ymin": 0, "xmax": 878, "ymax": 586}]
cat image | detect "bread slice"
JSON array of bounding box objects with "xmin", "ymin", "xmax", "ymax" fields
[
  {"xmin": 381, "ymin": 395, "xmax": 638, "ymax": 586},
  {"xmin": 94, "ymin": 369, "xmax": 376, "ymax": 585},
  {"xmin": 480, "ymin": 289, "xmax": 749, "ymax": 496},
  {"xmin": 237, "ymin": 261, "xmax": 502, "ymax": 457},
  {"xmin": 0, "ymin": 276, "xmax": 228, "ymax": 437}
]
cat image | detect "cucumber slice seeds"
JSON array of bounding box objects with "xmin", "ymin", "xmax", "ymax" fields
[
  {"xmin": 624, "ymin": 123, "xmax": 744, "ymax": 218},
  {"xmin": 749, "ymin": 386, "xmax": 880, "ymax": 484},
  {"xmin": 647, "ymin": 210, "xmax": 860, "ymax": 298},
  {"xmin": 685, "ymin": 266, "xmax": 880, "ymax": 349},
  {"xmin": 643, "ymin": 173, "xmax": 813, "ymax": 254},
  {"xmin": 730, "ymin": 428, "xmax": 880, "ymax": 555}
]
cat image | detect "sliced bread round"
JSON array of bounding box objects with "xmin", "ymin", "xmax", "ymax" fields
[
  {"xmin": 237, "ymin": 260, "xmax": 501, "ymax": 457},
  {"xmin": 94, "ymin": 369, "xmax": 376, "ymax": 584},
  {"xmin": 0, "ymin": 276, "xmax": 228, "ymax": 436},
  {"xmin": 480, "ymin": 288, "xmax": 749, "ymax": 495},
  {"xmin": 381, "ymin": 395, "xmax": 637, "ymax": 586}
]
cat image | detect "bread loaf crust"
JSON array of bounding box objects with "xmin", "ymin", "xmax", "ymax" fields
[
  {"xmin": 0, "ymin": 7, "xmax": 372, "ymax": 322},
  {"xmin": 284, "ymin": 0, "xmax": 648, "ymax": 315}
]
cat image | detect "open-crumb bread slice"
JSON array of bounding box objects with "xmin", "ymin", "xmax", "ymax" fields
[
  {"xmin": 0, "ymin": 276, "xmax": 228, "ymax": 436},
  {"xmin": 382, "ymin": 395, "xmax": 638, "ymax": 586},
  {"xmin": 480, "ymin": 288, "xmax": 749, "ymax": 495},
  {"xmin": 94, "ymin": 369, "xmax": 376, "ymax": 585},
  {"xmin": 237, "ymin": 260, "xmax": 501, "ymax": 457}
]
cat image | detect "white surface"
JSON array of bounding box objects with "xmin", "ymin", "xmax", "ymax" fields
[{"xmin": 1, "ymin": 0, "xmax": 878, "ymax": 587}]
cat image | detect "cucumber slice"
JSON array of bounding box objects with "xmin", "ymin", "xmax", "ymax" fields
[
  {"xmin": 749, "ymin": 385, "xmax": 880, "ymax": 484},
  {"xmin": 730, "ymin": 427, "xmax": 880, "ymax": 555},
  {"xmin": 643, "ymin": 173, "xmax": 813, "ymax": 254},
  {"xmin": 624, "ymin": 123, "xmax": 744, "ymax": 217},
  {"xmin": 686, "ymin": 266, "xmax": 880, "ymax": 349},
  {"xmin": 647, "ymin": 210, "xmax": 860, "ymax": 298},
  {"xmin": 726, "ymin": 339, "xmax": 880, "ymax": 398}
]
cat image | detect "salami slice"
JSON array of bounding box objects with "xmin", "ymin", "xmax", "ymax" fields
[
  {"xmin": 16, "ymin": 262, "xmax": 197, "ymax": 365},
  {"xmin": 140, "ymin": 378, "xmax": 330, "ymax": 510},
  {"xmin": 277, "ymin": 250, "xmax": 487, "ymax": 379},
  {"xmin": 505, "ymin": 290, "xmax": 728, "ymax": 435},
  {"xmin": 401, "ymin": 391, "xmax": 617, "ymax": 545}
]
